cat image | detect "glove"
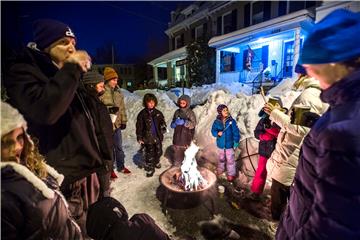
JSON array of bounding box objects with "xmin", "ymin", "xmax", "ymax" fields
[
  {"xmin": 233, "ymin": 142, "xmax": 239, "ymax": 149},
  {"xmin": 170, "ymin": 121, "xmax": 177, "ymax": 129},
  {"xmin": 175, "ymin": 118, "xmax": 185, "ymax": 126},
  {"xmin": 120, "ymin": 124, "xmax": 126, "ymax": 130}
]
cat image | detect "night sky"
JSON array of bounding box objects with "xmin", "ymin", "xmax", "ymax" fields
[{"xmin": 2, "ymin": 1, "xmax": 188, "ymax": 64}]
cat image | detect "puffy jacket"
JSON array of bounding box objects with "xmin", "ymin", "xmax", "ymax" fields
[
  {"xmin": 1, "ymin": 162, "xmax": 82, "ymax": 240},
  {"xmin": 276, "ymin": 70, "xmax": 360, "ymax": 239},
  {"xmin": 171, "ymin": 95, "xmax": 196, "ymax": 146},
  {"xmin": 4, "ymin": 47, "xmax": 105, "ymax": 187},
  {"xmin": 211, "ymin": 116, "xmax": 240, "ymax": 149},
  {"xmin": 136, "ymin": 108, "xmax": 166, "ymax": 144},
  {"xmin": 100, "ymin": 85, "xmax": 127, "ymax": 129},
  {"xmin": 254, "ymin": 117, "xmax": 281, "ymax": 158},
  {"xmin": 266, "ymin": 77, "xmax": 328, "ymax": 186}
]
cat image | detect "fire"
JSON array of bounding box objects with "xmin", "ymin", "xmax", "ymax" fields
[{"xmin": 179, "ymin": 142, "xmax": 208, "ymax": 191}]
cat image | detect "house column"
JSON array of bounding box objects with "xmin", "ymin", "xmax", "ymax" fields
[
  {"xmin": 293, "ymin": 27, "xmax": 301, "ymax": 74},
  {"xmin": 216, "ymin": 49, "xmax": 221, "ymax": 83},
  {"xmin": 153, "ymin": 65, "xmax": 158, "ymax": 84},
  {"xmin": 167, "ymin": 61, "xmax": 173, "ymax": 87}
]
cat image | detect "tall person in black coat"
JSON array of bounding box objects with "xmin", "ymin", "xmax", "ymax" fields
[{"xmin": 4, "ymin": 19, "xmax": 106, "ymax": 235}]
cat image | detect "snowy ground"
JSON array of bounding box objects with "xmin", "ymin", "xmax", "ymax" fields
[{"xmin": 111, "ymin": 80, "xmax": 300, "ymax": 239}]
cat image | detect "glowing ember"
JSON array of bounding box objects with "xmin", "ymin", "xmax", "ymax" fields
[{"xmin": 178, "ymin": 142, "xmax": 208, "ymax": 191}]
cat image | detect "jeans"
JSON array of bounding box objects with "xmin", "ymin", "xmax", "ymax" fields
[{"xmin": 113, "ymin": 128, "xmax": 125, "ymax": 170}]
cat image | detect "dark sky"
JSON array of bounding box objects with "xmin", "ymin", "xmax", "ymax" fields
[{"xmin": 2, "ymin": 1, "xmax": 188, "ymax": 64}]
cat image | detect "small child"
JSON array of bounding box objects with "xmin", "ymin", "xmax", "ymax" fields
[
  {"xmin": 250, "ymin": 97, "xmax": 284, "ymax": 199},
  {"xmin": 170, "ymin": 95, "xmax": 196, "ymax": 166},
  {"xmin": 136, "ymin": 93, "xmax": 167, "ymax": 177},
  {"xmin": 211, "ymin": 104, "xmax": 240, "ymax": 182}
]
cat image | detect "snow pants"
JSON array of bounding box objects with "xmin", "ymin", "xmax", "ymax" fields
[
  {"xmin": 173, "ymin": 145, "xmax": 187, "ymax": 166},
  {"xmin": 144, "ymin": 141, "xmax": 163, "ymax": 169},
  {"xmin": 113, "ymin": 128, "xmax": 125, "ymax": 170},
  {"xmin": 251, "ymin": 155, "xmax": 268, "ymax": 194},
  {"xmin": 217, "ymin": 148, "xmax": 236, "ymax": 177}
]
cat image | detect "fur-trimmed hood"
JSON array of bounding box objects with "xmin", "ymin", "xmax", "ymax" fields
[{"xmin": 1, "ymin": 161, "xmax": 64, "ymax": 199}]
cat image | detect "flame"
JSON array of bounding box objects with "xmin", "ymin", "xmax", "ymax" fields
[{"xmin": 180, "ymin": 142, "xmax": 208, "ymax": 191}]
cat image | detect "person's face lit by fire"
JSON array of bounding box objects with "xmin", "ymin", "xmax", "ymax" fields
[
  {"xmin": 179, "ymin": 100, "xmax": 187, "ymax": 108},
  {"xmin": 1, "ymin": 127, "xmax": 25, "ymax": 163},
  {"xmin": 146, "ymin": 100, "xmax": 156, "ymax": 110},
  {"xmin": 221, "ymin": 108, "xmax": 229, "ymax": 118}
]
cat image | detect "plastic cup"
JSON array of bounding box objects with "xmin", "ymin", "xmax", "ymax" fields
[
  {"xmin": 110, "ymin": 114, "xmax": 117, "ymax": 123},
  {"xmin": 218, "ymin": 185, "xmax": 225, "ymax": 198}
]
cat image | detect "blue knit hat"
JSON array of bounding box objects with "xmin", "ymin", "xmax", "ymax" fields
[
  {"xmin": 33, "ymin": 19, "xmax": 76, "ymax": 50},
  {"xmin": 299, "ymin": 9, "xmax": 360, "ymax": 64}
]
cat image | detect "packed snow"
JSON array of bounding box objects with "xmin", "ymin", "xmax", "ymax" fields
[{"xmin": 112, "ymin": 78, "xmax": 301, "ymax": 239}]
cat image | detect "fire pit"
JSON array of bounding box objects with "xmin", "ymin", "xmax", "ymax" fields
[{"xmin": 159, "ymin": 166, "xmax": 217, "ymax": 212}]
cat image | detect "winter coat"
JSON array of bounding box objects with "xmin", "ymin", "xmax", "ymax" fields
[
  {"xmin": 254, "ymin": 117, "xmax": 280, "ymax": 158},
  {"xmin": 4, "ymin": 47, "xmax": 106, "ymax": 187},
  {"xmin": 1, "ymin": 162, "xmax": 82, "ymax": 240},
  {"xmin": 266, "ymin": 77, "xmax": 328, "ymax": 186},
  {"xmin": 211, "ymin": 116, "xmax": 240, "ymax": 149},
  {"xmin": 100, "ymin": 85, "xmax": 127, "ymax": 129},
  {"xmin": 87, "ymin": 197, "xmax": 171, "ymax": 240},
  {"xmin": 83, "ymin": 87, "xmax": 114, "ymax": 173},
  {"xmin": 136, "ymin": 108, "xmax": 166, "ymax": 144},
  {"xmin": 171, "ymin": 95, "xmax": 196, "ymax": 146},
  {"xmin": 276, "ymin": 70, "xmax": 360, "ymax": 240},
  {"xmin": 266, "ymin": 77, "xmax": 327, "ymax": 186}
]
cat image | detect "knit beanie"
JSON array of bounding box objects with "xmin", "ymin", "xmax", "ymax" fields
[
  {"xmin": 1, "ymin": 101, "xmax": 27, "ymax": 137},
  {"xmin": 217, "ymin": 104, "xmax": 228, "ymax": 115},
  {"xmin": 104, "ymin": 67, "xmax": 119, "ymax": 82},
  {"xmin": 299, "ymin": 9, "xmax": 360, "ymax": 64},
  {"xmin": 82, "ymin": 70, "xmax": 104, "ymax": 85},
  {"xmin": 33, "ymin": 19, "xmax": 76, "ymax": 50}
]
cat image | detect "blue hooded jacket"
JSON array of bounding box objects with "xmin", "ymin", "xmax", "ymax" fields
[{"xmin": 211, "ymin": 116, "xmax": 240, "ymax": 149}]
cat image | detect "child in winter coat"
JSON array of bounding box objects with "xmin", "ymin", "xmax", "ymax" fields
[
  {"xmin": 136, "ymin": 93, "xmax": 167, "ymax": 177},
  {"xmin": 1, "ymin": 101, "xmax": 82, "ymax": 239},
  {"xmin": 250, "ymin": 97, "xmax": 284, "ymax": 199},
  {"xmin": 170, "ymin": 95, "xmax": 197, "ymax": 166},
  {"xmin": 211, "ymin": 104, "xmax": 240, "ymax": 182}
]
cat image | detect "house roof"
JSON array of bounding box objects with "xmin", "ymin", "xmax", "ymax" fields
[
  {"xmin": 208, "ymin": 9, "xmax": 315, "ymax": 49},
  {"xmin": 148, "ymin": 46, "xmax": 187, "ymax": 66}
]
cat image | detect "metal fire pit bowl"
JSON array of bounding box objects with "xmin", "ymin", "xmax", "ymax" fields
[{"xmin": 159, "ymin": 166, "xmax": 217, "ymax": 212}]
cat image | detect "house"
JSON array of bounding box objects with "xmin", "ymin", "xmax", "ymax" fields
[{"xmin": 149, "ymin": 1, "xmax": 359, "ymax": 92}]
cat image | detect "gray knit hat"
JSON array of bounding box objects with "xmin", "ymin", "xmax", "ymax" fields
[
  {"xmin": 1, "ymin": 101, "xmax": 27, "ymax": 137},
  {"xmin": 82, "ymin": 70, "xmax": 104, "ymax": 85}
]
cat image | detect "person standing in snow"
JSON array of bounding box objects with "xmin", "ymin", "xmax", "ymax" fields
[
  {"xmin": 170, "ymin": 94, "xmax": 197, "ymax": 166},
  {"xmin": 276, "ymin": 9, "xmax": 360, "ymax": 239},
  {"xmin": 211, "ymin": 104, "xmax": 240, "ymax": 182},
  {"xmin": 82, "ymin": 70, "xmax": 114, "ymax": 198},
  {"xmin": 264, "ymin": 64, "xmax": 328, "ymax": 221},
  {"xmin": 1, "ymin": 101, "xmax": 82, "ymax": 239},
  {"xmin": 100, "ymin": 67, "xmax": 131, "ymax": 175},
  {"xmin": 250, "ymin": 97, "xmax": 284, "ymax": 200},
  {"xmin": 3, "ymin": 19, "xmax": 106, "ymax": 234},
  {"xmin": 136, "ymin": 93, "xmax": 167, "ymax": 177}
]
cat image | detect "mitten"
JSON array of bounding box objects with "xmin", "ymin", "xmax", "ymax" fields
[
  {"xmin": 175, "ymin": 118, "xmax": 185, "ymax": 126},
  {"xmin": 233, "ymin": 142, "xmax": 239, "ymax": 149}
]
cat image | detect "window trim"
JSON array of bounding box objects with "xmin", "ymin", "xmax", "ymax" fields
[
  {"xmin": 195, "ymin": 25, "xmax": 203, "ymax": 40},
  {"xmin": 250, "ymin": 1, "xmax": 265, "ymax": 25},
  {"xmin": 175, "ymin": 35, "xmax": 181, "ymax": 49},
  {"xmin": 221, "ymin": 11, "xmax": 232, "ymax": 35}
]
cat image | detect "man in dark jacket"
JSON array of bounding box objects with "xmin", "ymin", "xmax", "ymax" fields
[
  {"xmin": 4, "ymin": 19, "xmax": 105, "ymax": 234},
  {"xmin": 276, "ymin": 9, "xmax": 360, "ymax": 239}
]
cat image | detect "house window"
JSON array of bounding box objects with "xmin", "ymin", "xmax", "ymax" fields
[
  {"xmin": 220, "ymin": 51, "xmax": 235, "ymax": 73},
  {"xmin": 119, "ymin": 68, "xmax": 124, "ymax": 75},
  {"xmin": 195, "ymin": 25, "xmax": 203, "ymax": 40},
  {"xmin": 223, "ymin": 11, "xmax": 232, "ymax": 34},
  {"xmin": 128, "ymin": 68, "xmax": 132, "ymax": 75},
  {"xmin": 252, "ymin": 1, "xmax": 264, "ymax": 25},
  {"xmin": 175, "ymin": 34, "xmax": 184, "ymax": 49}
]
